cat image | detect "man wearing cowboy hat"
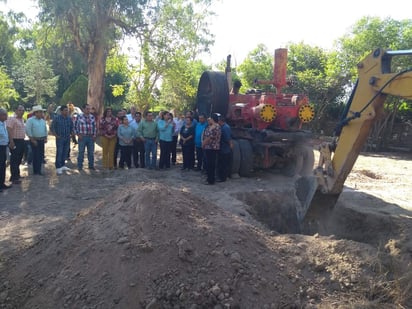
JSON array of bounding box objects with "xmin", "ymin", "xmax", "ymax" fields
[{"xmin": 25, "ymin": 105, "xmax": 48, "ymax": 175}]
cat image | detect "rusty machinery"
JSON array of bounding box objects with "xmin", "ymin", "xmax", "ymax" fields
[{"xmin": 196, "ymin": 48, "xmax": 315, "ymax": 176}]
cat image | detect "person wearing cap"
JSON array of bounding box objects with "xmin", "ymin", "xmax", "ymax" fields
[
  {"xmin": 25, "ymin": 105, "xmax": 48, "ymax": 175},
  {"xmin": 0, "ymin": 108, "xmax": 11, "ymax": 191},
  {"xmin": 202, "ymin": 113, "xmax": 221, "ymax": 185}
]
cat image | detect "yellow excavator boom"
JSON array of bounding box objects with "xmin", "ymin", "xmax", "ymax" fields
[{"xmin": 296, "ymin": 48, "xmax": 412, "ymax": 228}]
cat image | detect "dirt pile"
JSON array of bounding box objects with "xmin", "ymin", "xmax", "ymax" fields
[{"xmin": 1, "ymin": 182, "xmax": 411, "ymax": 308}]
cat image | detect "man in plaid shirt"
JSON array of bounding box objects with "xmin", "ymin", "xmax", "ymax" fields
[{"xmin": 73, "ymin": 104, "xmax": 97, "ymax": 171}]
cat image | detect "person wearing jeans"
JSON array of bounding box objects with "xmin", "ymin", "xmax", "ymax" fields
[
  {"xmin": 25, "ymin": 105, "xmax": 48, "ymax": 176},
  {"xmin": 144, "ymin": 138, "xmax": 157, "ymax": 169},
  {"xmin": 117, "ymin": 116, "xmax": 135, "ymax": 169},
  {"xmin": 74, "ymin": 104, "xmax": 97, "ymax": 170},
  {"xmin": 137, "ymin": 111, "xmax": 159, "ymax": 170},
  {"xmin": 51, "ymin": 105, "xmax": 73, "ymax": 175}
]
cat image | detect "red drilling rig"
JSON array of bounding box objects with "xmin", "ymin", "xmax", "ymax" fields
[{"xmin": 196, "ymin": 48, "xmax": 315, "ymax": 177}]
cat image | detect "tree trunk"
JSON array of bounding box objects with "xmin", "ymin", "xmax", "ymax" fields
[{"xmin": 87, "ymin": 40, "xmax": 107, "ymax": 116}]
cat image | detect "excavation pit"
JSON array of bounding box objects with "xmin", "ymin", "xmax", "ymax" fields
[{"xmin": 235, "ymin": 190, "xmax": 411, "ymax": 249}]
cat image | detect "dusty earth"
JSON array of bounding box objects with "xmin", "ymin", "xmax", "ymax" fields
[{"xmin": 0, "ymin": 136, "xmax": 411, "ymax": 309}]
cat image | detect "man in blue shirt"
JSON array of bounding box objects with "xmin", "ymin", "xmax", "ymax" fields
[
  {"xmin": 217, "ymin": 116, "xmax": 233, "ymax": 182},
  {"xmin": 51, "ymin": 105, "xmax": 74, "ymax": 175},
  {"xmin": 0, "ymin": 108, "xmax": 11, "ymax": 191},
  {"xmin": 194, "ymin": 113, "xmax": 207, "ymax": 171},
  {"xmin": 25, "ymin": 105, "xmax": 48, "ymax": 176}
]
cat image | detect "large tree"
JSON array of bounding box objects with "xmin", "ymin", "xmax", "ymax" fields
[
  {"xmin": 37, "ymin": 0, "xmax": 214, "ymax": 115},
  {"xmin": 37, "ymin": 0, "xmax": 148, "ymax": 114}
]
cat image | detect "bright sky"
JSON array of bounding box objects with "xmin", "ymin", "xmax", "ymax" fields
[
  {"xmin": 206, "ymin": 0, "xmax": 411, "ymax": 65},
  {"xmin": 1, "ymin": 0, "xmax": 411, "ymax": 65}
]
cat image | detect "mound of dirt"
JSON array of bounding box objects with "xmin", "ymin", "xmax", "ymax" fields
[{"xmin": 1, "ymin": 182, "xmax": 410, "ymax": 308}]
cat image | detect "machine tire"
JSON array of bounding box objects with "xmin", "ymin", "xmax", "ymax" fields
[
  {"xmin": 281, "ymin": 145, "xmax": 314, "ymax": 177},
  {"xmin": 196, "ymin": 71, "xmax": 229, "ymax": 117},
  {"xmin": 231, "ymin": 139, "xmax": 241, "ymax": 177},
  {"xmin": 238, "ymin": 139, "xmax": 254, "ymax": 177}
]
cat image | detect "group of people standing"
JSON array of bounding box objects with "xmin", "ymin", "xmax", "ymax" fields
[
  {"xmin": 99, "ymin": 107, "xmax": 234, "ymax": 185},
  {"xmin": 0, "ymin": 103, "xmax": 234, "ymax": 191},
  {"xmin": 0, "ymin": 104, "xmax": 50, "ymax": 192}
]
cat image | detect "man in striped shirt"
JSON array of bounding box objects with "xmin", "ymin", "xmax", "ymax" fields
[
  {"xmin": 6, "ymin": 105, "xmax": 26, "ymax": 184},
  {"xmin": 51, "ymin": 105, "xmax": 74, "ymax": 175},
  {"xmin": 74, "ymin": 104, "xmax": 97, "ymax": 171}
]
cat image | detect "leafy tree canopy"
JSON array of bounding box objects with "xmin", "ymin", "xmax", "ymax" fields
[
  {"xmin": 0, "ymin": 65, "xmax": 19, "ymax": 109},
  {"xmin": 61, "ymin": 74, "xmax": 88, "ymax": 107},
  {"xmin": 13, "ymin": 49, "xmax": 58, "ymax": 106}
]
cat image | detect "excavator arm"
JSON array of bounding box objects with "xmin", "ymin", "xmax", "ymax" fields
[{"xmin": 296, "ymin": 48, "xmax": 412, "ymax": 226}]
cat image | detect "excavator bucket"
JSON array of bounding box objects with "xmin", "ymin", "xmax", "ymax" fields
[
  {"xmin": 295, "ymin": 176, "xmax": 340, "ymax": 234},
  {"xmin": 294, "ymin": 176, "xmax": 319, "ymax": 223}
]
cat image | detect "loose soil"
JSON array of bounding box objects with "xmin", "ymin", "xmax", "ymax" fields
[{"xmin": 0, "ymin": 136, "xmax": 411, "ymax": 308}]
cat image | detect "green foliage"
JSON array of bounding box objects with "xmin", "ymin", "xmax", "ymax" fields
[
  {"xmin": 334, "ymin": 16, "xmax": 412, "ymax": 148},
  {"xmin": 13, "ymin": 49, "xmax": 58, "ymax": 106},
  {"xmin": 0, "ymin": 12, "xmax": 19, "ymax": 68},
  {"xmin": 287, "ymin": 43, "xmax": 347, "ymax": 126},
  {"xmin": 159, "ymin": 56, "xmax": 209, "ymax": 113},
  {"xmin": 237, "ymin": 44, "xmax": 273, "ymax": 91},
  {"xmin": 0, "ymin": 65, "xmax": 19, "ymax": 109},
  {"xmin": 37, "ymin": 0, "xmax": 152, "ymax": 112},
  {"xmin": 128, "ymin": 0, "xmax": 214, "ymax": 113},
  {"xmin": 105, "ymin": 48, "xmax": 130, "ymax": 108},
  {"xmin": 335, "ymin": 17, "xmax": 412, "ymax": 81},
  {"xmin": 31, "ymin": 22, "xmax": 88, "ymax": 101},
  {"xmin": 61, "ymin": 74, "xmax": 88, "ymax": 106}
]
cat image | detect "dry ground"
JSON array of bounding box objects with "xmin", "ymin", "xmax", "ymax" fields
[{"xmin": 0, "ymin": 136, "xmax": 411, "ymax": 308}]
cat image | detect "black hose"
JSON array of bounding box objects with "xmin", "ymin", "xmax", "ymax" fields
[{"xmin": 334, "ymin": 68, "xmax": 412, "ymax": 137}]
